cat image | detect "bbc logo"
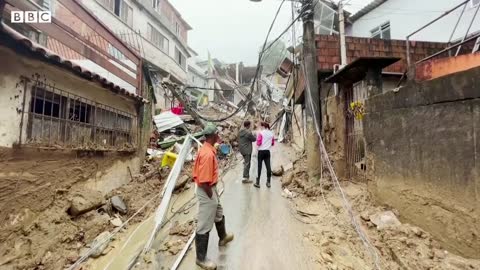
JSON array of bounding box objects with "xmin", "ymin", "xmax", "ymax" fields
[{"xmin": 11, "ymin": 11, "xmax": 52, "ymax": 23}]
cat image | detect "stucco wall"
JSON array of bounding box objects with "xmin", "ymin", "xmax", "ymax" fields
[
  {"xmin": 348, "ymin": 0, "xmax": 480, "ymax": 42},
  {"xmin": 80, "ymin": 0, "xmax": 188, "ymax": 83},
  {"xmin": 0, "ymin": 46, "xmax": 138, "ymax": 148},
  {"xmin": 364, "ymin": 66, "xmax": 480, "ymax": 258}
]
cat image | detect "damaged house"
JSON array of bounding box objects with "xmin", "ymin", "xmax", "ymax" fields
[
  {"xmin": 285, "ymin": 0, "xmax": 480, "ymax": 259},
  {"xmin": 0, "ymin": 0, "xmax": 152, "ymax": 268}
]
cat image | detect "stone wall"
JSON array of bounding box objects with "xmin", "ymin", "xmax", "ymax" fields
[{"xmin": 364, "ymin": 66, "xmax": 480, "ymax": 258}]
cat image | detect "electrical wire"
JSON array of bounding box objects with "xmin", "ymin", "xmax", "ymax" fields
[{"xmin": 300, "ymin": 58, "xmax": 383, "ymax": 269}]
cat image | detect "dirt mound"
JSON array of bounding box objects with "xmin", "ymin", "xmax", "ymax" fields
[
  {"xmin": 0, "ymin": 149, "xmax": 166, "ymax": 270},
  {"xmin": 287, "ymin": 169, "xmax": 480, "ymax": 270}
]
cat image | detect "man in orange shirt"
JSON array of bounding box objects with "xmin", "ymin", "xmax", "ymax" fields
[{"xmin": 193, "ymin": 123, "xmax": 234, "ymax": 270}]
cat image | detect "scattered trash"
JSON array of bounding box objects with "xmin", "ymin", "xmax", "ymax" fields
[
  {"xmin": 111, "ymin": 195, "xmax": 128, "ymax": 215},
  {"xmin": 161, "ymin": 152, "xmax": 178, "ymax": 168},
  {"xmin": 147, "ymin": 148, "xmax": 164, "ymax": 160},
  {"xmin": 370, "ymin": 211, "xmax": 401, "ymax": 229},
  {"xmin": 282, "ymin": 188, "xmax": 295, "ymax": 199},
  {"xmin": 153, "ymin": 111, "xmax": 184, "ymax": 133}
]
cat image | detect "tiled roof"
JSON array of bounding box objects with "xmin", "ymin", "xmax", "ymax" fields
[{"xmin": 0, "ymin": 23, "xmax": 148, "ymax": 104}]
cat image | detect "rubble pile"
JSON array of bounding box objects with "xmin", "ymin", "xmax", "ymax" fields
[{"xmin": 283, "ymin": 157, "xmax": 480, "ymax": 270}]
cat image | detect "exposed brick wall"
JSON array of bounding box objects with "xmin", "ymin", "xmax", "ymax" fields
[{"xmin": 316, "ymin": 35, "xmax": 446, "ymax": 73}]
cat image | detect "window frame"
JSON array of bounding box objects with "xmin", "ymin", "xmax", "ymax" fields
[
  {"xmin": 147, "ymin": 23, "xmax": 169, "ymax": 53},
  {"xmin": 370, "ymin": 21, "xmax": 391, "ymax": 40},
  {"xmin": 120, "ymin": 1, "xmax": 133, "ymax": 27},
  {"xmin": 152, "ymin": 0, "xmax": 161, "ymax": 12}
]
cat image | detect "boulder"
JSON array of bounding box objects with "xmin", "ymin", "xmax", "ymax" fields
[
  {"xmin": 90, "ymin": 231, "xmax": 111, "ymax": 258},
  {"xmin": 68, "ymin": 191, "xmax": 105, "ymax": 217},
  {"xmin": 272, "ymin": 165, "xmax": 284, "ymax": 176},
  {"xmin": 370, "ymin": 211, "xmax": 401, "ymax": 230},
  {"xmin": 111, "ymin": 195, "xmax": 127, "ymax": 214}
]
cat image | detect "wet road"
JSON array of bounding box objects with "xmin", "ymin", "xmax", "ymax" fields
[{"xmin": 178, "ymin": 145, "xmax": 319, "ymax": 270}]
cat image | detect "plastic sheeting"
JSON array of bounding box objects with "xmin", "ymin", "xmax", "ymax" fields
[{"xmin": 153, "ymin": 111, "xmax": 184, "ymax": 133}]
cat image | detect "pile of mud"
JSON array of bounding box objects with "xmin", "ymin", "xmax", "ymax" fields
[
  {"xmin": 281, "ymin": 157, "xmax": 480, "ymax": 270},
  {"xmin": 0, "ymin": 149, "xmax": 166, "ymax": 270}
]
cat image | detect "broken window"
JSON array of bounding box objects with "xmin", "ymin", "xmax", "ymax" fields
[{"xmin": 371, "ymin": 22, "xmax": 391, "ymax": 40}]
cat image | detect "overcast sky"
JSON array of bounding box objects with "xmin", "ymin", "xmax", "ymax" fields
[{"xmin": 169, "ymin": 0, "xmax": 369, "ymax": 65}]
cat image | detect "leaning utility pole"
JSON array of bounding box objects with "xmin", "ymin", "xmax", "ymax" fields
[
  {"xmin": 339, "ymin": 1, "xmax": 347, "ymax": 66},
  {"xmin": 302, "ymin": 0, "xmax": 322, "ymax": 182}
]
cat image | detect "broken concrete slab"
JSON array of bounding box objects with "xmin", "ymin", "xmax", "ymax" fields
[
  {"xmin": 68, "ymin": 191, "xmax": 105, "ymax": 217},
  {"xmin": 370, "ymin": 210, "xmax": 401, "ymax": 230},
  {"xmin": 174, "ymin": 175, "xmax": 190, "ymax": 192},
  {"xmin": 111, "ymin": 195, "xmax": 127, "ymax": 215}
]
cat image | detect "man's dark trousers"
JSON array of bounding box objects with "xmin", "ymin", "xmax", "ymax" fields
[{"xmin": 242, "ymin": 153, "xmax": 251, "ymax": 178}]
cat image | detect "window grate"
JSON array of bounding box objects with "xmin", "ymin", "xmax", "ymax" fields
[{"xmin": 24, "ymin": 78, "xmax": 137, "ymax": 151}]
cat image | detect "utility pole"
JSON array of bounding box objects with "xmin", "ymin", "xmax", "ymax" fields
[
  {"xmin": 302, "ymin": 0, "xmax": 322, "ymax": 182},
  {"xmin": 339, "ymin": 1, "xmax": 347, "ymax": 66}
]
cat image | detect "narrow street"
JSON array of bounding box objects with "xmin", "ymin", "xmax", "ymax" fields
[{"xmin": 175, "ymin": 145, "xmax": 319, "ymax": 270}]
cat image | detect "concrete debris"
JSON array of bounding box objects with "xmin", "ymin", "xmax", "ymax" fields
[
  {"xmin": 110, "ymin": 216, "xmax": 123, "ymax": 227},
  {"xmin": 89, "ymin": 231, "xmax": 111, "ymax": 258},
  {"xmin": 272, "ymin": 165, "xmax": 284, "ymax": 176},
  {"xmin": 68, "ymin": 191, "xmax": 105, "ymax": 217},
  {"xmin": 111, "ymin": 195, "xmax": 128, "ymax": 215},
  {"xmin": 282, "ymin": 188, "xmax": 295, "ymax": 199},
  {"xmin": 174, "ymin": 175, "xmax": 190, "ymax": 192},
  {"xmin": 370, "ymin": 210, "xmax": 401, "ymax": 230},
  {"xmin": 283, "ymin": 162, "xmax": 294, "ymax": 172}
]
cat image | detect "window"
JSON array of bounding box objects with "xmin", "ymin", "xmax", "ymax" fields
[
  {"xmin": 148, "ymin": 24, "xmax": 169, "ymax": 53},
  {"xmin": 175, "ymin": 47, "xmax": 186, "ymax": 70},
  {"xmin": 98, "ymin": 0, "xmax": 132, "ymax": 27},
  {"xmin": 99, "ymin": 0, "xmax": 114, "ymax": 12},
  {"xmin": 473, "ymin": 37, "xmax": 480, "ymax": 53},
  {"xmin": 371, "ymin": 22, "xmax": 391, "ymax": 40},
  {"xmin": 27, "ymin": 85, "xmax": 136, "ymax": 150},
  {"xmin": 315, "ymin": 1, "xmax": 339, "ymax": 35},
  {"xmin": 120, "ymin": 1, "xmax": 133, "ymax": 27},
  {"xmin": 175, "ymin": 22, "xmax": 180, "ymax": 35},
  {"xmin": 152, "ymin": 0, "xmax": 161, "ymax": 12}
]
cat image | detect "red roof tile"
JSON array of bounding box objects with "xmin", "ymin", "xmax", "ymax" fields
[{"xmin": 0, "ymin": 23, "xmax": 148, "ymax": 104}]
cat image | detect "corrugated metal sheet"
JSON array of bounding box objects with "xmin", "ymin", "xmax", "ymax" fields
[
  {"xmin": 153, "ymin": 111, "xmax": 184, "ymax": 132},
  {"xmin": 0, "ymin": 23, "xmax": 148, "ymax": 103}
]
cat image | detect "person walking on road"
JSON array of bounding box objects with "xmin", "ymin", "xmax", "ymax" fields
[
  {"xmin": 193, "ymin": 123, "xmax": 234, "ymax": 270},
  {"xmin": 254, "ymin": 122, "xmax": 274, "ymax": 188},
  {"xmin": 238, "ymin": 120, "xmax": 257, "ymax": 184}
]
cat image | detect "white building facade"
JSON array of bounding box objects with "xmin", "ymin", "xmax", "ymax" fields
[
  {"xmin": 81, "ymin": 0, "xmax": 192, "ymax": 111},
  {"xmin": 347, "ymin": 0, "xmax": 480, "ymax": 42}
]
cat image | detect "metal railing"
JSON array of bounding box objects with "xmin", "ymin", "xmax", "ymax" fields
[
  {"xmin": 21, "ymin": 76, "xmax": 138, "ymax": 152},
  {"xmin": 406, "ymin": 0, "xmax": 480, "ymax": 66}
]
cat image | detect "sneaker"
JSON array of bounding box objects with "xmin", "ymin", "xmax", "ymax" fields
[
  {"xmin": 253, "ymin": 183, "xmax": 260, "ymax": 188},
  {"xmin": 266, "ymin": 182, "xmax": 271, "ymax": 188},
  {"xmin": 242, "ymin": 178, "xmax": 253, "ymax": 184}
]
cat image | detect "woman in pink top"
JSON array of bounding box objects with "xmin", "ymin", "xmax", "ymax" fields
[{"xmin": 254, "ymin": 122, "xmax": 275, "ymax": 188}]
